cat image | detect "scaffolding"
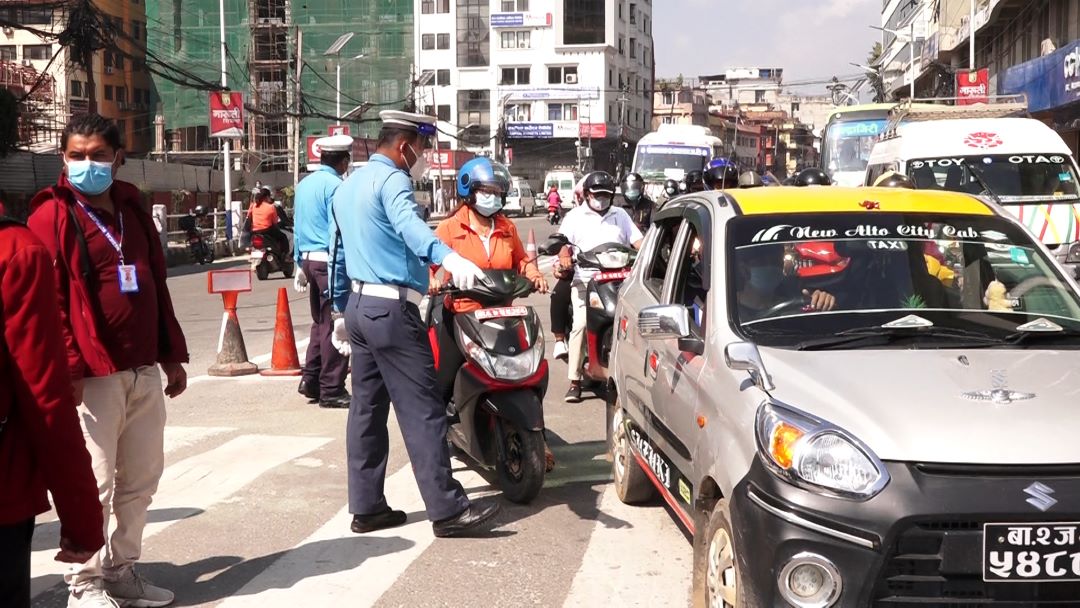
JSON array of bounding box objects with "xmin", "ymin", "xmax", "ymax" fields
[
  {"xmin": 248, "ymin": 0, "xmax": 289, "ymax": 171},
  {"xmin": 0, "ymin": 60, "xmax": 65, "ymax": 151}
]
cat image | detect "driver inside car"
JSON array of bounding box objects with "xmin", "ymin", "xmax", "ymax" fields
[{"xmin": 735, "ymin": 244, "xmax": 837, "ymax": 320}]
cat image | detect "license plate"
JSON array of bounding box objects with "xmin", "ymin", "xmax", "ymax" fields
[
  {"xmin": 474, "ymin": 306, "xmax": 528, "ymax": 320},
  {"xmin": 251, "ymin": 250, "xmax": 264, "ymax": 259},
  {"xmin": 984, "ymin": 522, "xmax": 1080, "ymax": 582}
]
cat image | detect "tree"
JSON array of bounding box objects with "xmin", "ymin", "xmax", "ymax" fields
[{"xmin": 867, "ymin": 42, "xmax": 886, "ymax": 103}]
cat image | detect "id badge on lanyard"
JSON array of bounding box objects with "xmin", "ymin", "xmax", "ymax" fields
[{"xmin": 76, "ymin": 200, "xmax": 139, "ymax": 294}]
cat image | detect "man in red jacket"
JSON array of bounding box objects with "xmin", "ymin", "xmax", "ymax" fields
[
  {"xmin": 27, "ymin": 114, "xmax": 189, "ymax": 608},
  {"xmin": 0, "ymin": 203, "xmax": 105, "ymax": 608}
]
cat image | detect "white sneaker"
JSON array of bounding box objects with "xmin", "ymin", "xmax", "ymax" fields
[
  {"xmin": 553, "ymin": 340, "xmax": 568, "ymax": 361},
  {"xmin": 67, "ymin": 584, "xmax": 120, "ymax": 608},
  {"xmin": 104, "ymin": 567, "xmax": 174, "ymax": 608}
]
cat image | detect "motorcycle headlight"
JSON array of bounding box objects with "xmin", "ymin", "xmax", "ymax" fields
[
  {"xmin": 458, "ymin": 328, "xmax": 544, "ymax": 381},
  {"xmin": 756, "ymin": 402, "xmax": 888, "ymax": 499},
  {"xmin": 588, "ymin": 290, "xmax": 604, "ymax": 309},
  {"xmin": 596, "ymin": 251, "xmax": 631, "ymax": 269}
]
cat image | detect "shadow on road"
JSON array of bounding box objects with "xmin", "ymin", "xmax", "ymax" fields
[
  {"xmin": 168, "ymin": 257, "xmax": 250, "ymax": 278},
  {"xmin": 31, "ymin": 507, "xmax": 205, "ymax": 552}
]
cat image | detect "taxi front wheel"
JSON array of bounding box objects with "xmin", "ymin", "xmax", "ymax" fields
[
  {"xmin": 607, "ymin": 398, "xmax": 655, "ymax": 504},
  {"xmin": 692, "ymin": 500, "xmax": 741, "ymax": 608}
]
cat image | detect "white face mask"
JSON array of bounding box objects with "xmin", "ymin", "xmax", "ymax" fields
[
  {"xmin": 407, "ymin": 144, "xmax": 428, "ymax": 181},
  {"xmin": 587, "ymin": 194, "xmax": 613, "ymax": 213},
  {"xmin": 473, "ymin": 192, "xmax": 503, "ymax": 217}
]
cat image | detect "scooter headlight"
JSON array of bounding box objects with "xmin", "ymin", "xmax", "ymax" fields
[
  {"xmin": 596, "ymin": 251, "xmax": 631, "ymax": 269},
  {"xmin": 458, "ymin": 328, "xmax": 544, "ymax": 381},
  {"xmin": 588, "ymin": 290, "xmax": 604, "ymax": 309}
]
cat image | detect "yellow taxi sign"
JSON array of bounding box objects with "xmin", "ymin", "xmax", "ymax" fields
[{"xmin": 732, "ymin": 187, "xmax": 994, "ymax": 216}]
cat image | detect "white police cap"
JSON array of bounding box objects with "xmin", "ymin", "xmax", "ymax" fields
[
  {"xmin": 379, "ymin": 110, "xmax": 438, "ymax": 136},
  {"xmin": 314, "ymin": 134, "xmax": 354, "ymax": 153}
]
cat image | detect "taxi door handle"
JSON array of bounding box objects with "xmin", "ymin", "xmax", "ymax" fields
[{"xmin": 645, "ymin": 350, "xmax": 660, "ymax": 380}]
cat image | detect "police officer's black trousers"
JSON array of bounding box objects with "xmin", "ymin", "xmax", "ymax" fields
[
  {"xmin": 345, "ymin": 290, "xmax": 469, "ymax": 522},
  {"xmin": 301, "ymin": 260, "xmax": 349, "ymax": 396}
]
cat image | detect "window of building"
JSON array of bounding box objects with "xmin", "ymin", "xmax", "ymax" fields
[
  {"xmin": 0, "ymin": 46, "xmax": 14, "ymax": 61},
  {"xmin": 500, "ymin": 30, "xmax": 530, "ymax": 49},
  {"xmin": 380, "ymin": 31, "xmax": 404, "ymax": 57},
  {"xmin": 501, "ymin": 0, "xmax": 528, "ymax": 10},
  {"xmin": 564, "ymin": 0, "xmax": 605, "ymax": 45},
  {"xmin": 421, "ymin": 69, "xmax": 435, "ymax": 84},
  {"xmin": 116, "ymin": 87, "xmax": 127, "ymax": 103},
  {"xmin": 24, "ymin": 45, "xmax": 50, "ymax": 60},
  {"xmin": 630, "ymin": 3, "xmax": 637, "ymax": 23},
  {"xmin": 457, "ymin": 0, "xmax": 490, "ymax": 67},
  {"xmin": 457, "ymin": 89, "xmax": 490, "ymax": 146},
  {"xmin": 380, "ymin": 79, "xmax": 400, "ymax": 103},
  {"xmin": 548, "ymin": 65, "xmax": 577, "ymax": 84},
  {"xmin": 437, "ymin": 69, "xmax": 451, "ymax": 85},
  {"xmin": 422, "ymin": 0, "xmax": 434, "ymax": 13},
  {"xmin": 70, "ymin": 80, "xmax": 83, "ymax": 97},
  {"xmin": 132, "ymin": 21, "xmax": 142, "ymax": 41},
  {"xmin": 755, "ymin": 90, "xmax": 766, "ymax": 103},
  {"xmin": 629, "ymin": 37, "xmax": 636, "ymax": 58},
  {"xmin": 500, "ymin": 66, "xmax": 530, "ymax": 85},
  {"xmin": 608, "ymin": 69, "xmax": 613, "ymax": 87},
  {"xmin": 18, "ymin": 7, "xmax": 51, "ymax": 25},
  {"xmin": 104, "ymin": 85, "xmax": 114, "ymax": 101},
  {"xmin": 617, "ymin": 1, "xmax": 623, "ymax": 19},
  {"xmin": 505, "ymin": 103, "xmax": 531, "ymax": 121},
  {"xmin": 661, "ymin": 115, "xmax": 675, "ymax": 125},
  {"xmin": 437, "ymin": 33, "xmax": 450, "ymax": 49},
  {"xmin": 437, "ymin": 104, "xmax": 451, "ymax": 122},
  {"xmin": 548, "ymin": 102, "xmax": 578, "ymax": 121},
  {"xmin": 437, "ymin": 0, "xmax": 449, "ymax": 12},
  {"xmin": 422, "ymin": 34, "xmax": 435, "ymax": 50},
  {"xmin": 114, "ymin": 54, "xmax": 124, "ymax": 69},
  {"xmin": 618, "ymin": 37, "xmax": 624, "ymax": 54}
]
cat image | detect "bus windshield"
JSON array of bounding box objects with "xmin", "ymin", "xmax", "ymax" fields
[
  {"xmin": 823, "ymin": 119, "xmax": 886, "ymax": 184},
  {"xmin": 633, "ymin": 145, "xmax": 711, "ymax": 181}
]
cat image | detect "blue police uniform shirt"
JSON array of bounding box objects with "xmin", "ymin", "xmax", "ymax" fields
[
  {"xmin": 329, "ymin": 153, "xmax": 451, "ymax": 311},
  {"xmin": 293, "ymin": 164, "xmax": 342, "ymax": 267}
]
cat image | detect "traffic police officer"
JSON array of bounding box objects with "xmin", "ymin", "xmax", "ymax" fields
[
  {"xmin": 328, "ymin": 110, "xmax": 501, "ymax": 537},
  {"xmin": 293, "ymin": 134, "xmax": 352, "ymax": 408}
]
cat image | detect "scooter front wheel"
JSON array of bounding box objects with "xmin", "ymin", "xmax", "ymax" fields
[{"xmin": 496, "ymin": 422, "xmax": 545, "ymax": 504}]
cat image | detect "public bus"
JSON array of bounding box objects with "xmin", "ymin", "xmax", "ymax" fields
[
  {"xmin": 820, "ymin": 102, "xmax": 938, "ymax": 187},
  {"xmin": 632, "ymin": 124, "xmax": 727, "ymax": 199}
]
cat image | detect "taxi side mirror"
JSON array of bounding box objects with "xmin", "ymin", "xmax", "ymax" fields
[
  {"xmin": 638, "ymin": 305, "xmax": 691, "ymax": 340},
  {"xmin": 724, "ymin": 342, "xmax": 774, "ymax": 391}
]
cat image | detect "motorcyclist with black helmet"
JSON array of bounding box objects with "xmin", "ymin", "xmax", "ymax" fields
[
  {"xmin": 684, "ymin": 170, "xmax": 706, "ymax": 193},
  {"xmin": 620, "ymin": 172, "xmax": 654, "ymax": 230},
  {"xmin": 793, "ymin": 167, "xmax": 833, "ymax": 187},
  {"xmin": 703, "ymin": 159, "xmax": 740, "ymax": 190},
  {"xmin": 873, "ymin": 171, "xmax": 916, "ymax": 189}
]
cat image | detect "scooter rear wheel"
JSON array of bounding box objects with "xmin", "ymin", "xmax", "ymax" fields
[{"xmin": 496, "ymin": 422, "xmax": 545, "ymax": 504}]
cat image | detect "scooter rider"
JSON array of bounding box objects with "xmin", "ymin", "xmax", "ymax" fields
[
  {"xmin": 559, "ymin": 171, "xmax": 643, "ymax": 403},
  {"xmin": 293, "ymin": 134, "xmax": 352, "ymax": 409},
  {"xmin": 328, "ymin": 110, "xmax": 500, "ymax": 538},
  {"xmin": 620, "ymin": 172, "xmax": 653, "ymax": 231},
  {"xmin": 703, "ymin": 159, "xmax": 740, "ymax": 191}
]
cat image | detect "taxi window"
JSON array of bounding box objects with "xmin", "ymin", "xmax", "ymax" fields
[
  {"xmin": 644, "ymin": 217, "xmax": 682, "ymax": 297},
  {"xmin": 671, "ymin": 226, "xmax": 708, "ymax": 333}
]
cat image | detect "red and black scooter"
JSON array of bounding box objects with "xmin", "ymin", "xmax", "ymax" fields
[{"xmin": 426, "ymin": 270, "xmax": 549, "ymax": 504}]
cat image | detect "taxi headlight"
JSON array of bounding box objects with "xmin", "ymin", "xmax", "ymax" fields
[
  {"xmin": 596, "ymin": 251, "xmax": 630, "ymax": 269},
  {"xmin": 459, "ymin": 328, "xmax": 544, "ymax": 381},
  {"xmin": 756, "ymin": 402, "xmax": 888, "ymax": 499}
]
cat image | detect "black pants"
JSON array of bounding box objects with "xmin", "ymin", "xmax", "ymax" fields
[
  {"xmin": 0, "ymin": 519, "xmax": 33, "ymax": 608},
  {"xmin": 301, "ymin": 260, "xmax": 349, "ymax": 396},
  {"xmin": 434, "ymin": 303, "xmax": 465, "ymax": 405},
  {"xmin": 550, "ymin": 276, "xmax": 573, "ymax": 335}
]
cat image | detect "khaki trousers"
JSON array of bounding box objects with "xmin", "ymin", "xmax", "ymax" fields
[
  {"xmin": 567, "ymin": 282, "xmax": 588, "ymax": 382},
  {"xmin": 66, "ymin": 366, "xmax": 165, "ymax": 590}
]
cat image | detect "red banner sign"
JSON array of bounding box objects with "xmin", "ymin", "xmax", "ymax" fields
[
  {"xmin": 579, "ymin": 123, "xmax": 608, "ymax": 139},
  {"xmin": 209, "ymin": 91, "xmax": 244, "ymax": 138},
  {"xmin": 956, "ymin": 69, "xmax": 990, "ymax": 106}
]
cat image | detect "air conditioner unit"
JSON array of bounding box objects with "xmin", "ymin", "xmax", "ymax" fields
[
  {"xmin": 564, "ymin": 73, "xmax": 578, "ymax": 84},
  {"xmin": 518, "ymin": 41, "xmax": 528, "ymax": 49}
]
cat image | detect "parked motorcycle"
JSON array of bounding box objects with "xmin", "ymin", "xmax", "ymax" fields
[
  {"xmin": 178, "ymin": 206, "xmax": 214, "ymax": 265},
  {"xmin": 426, "ymin": 270, "xmax": 549, "ymax": 504}
]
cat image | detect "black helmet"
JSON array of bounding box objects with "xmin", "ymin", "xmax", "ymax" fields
[
  {"xmin": 704, "ymin": 163, "xmax": 740, "ymax": 190},
  {"xmin": 873, "ymin": 171, "xmax": 916, "ymax": 189},
  {"xmin": 684, "ymin": 170, "xmax": 705, "ymax": 193},
  {"xmin": 793, "ymin": 167, "xmax": 832, "ymax": 187},
  {"xmin": 663, "ymin": 178, "xmax": 680, "ymax": 197},
  {"xmin": 582, "ymin": 171, "xmax": 617, "ymax": 213},
  {"xmin": 738, "ymin": 171, "xmax": 764, "ymax": 188},
  {"xmin": 621, "ymin": 172, "xmax": 644, "ymax": 201}
]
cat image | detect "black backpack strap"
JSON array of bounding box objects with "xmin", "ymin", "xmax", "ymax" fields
[{"xmin": 60, "ymin": 200, "xmax": 96, "ymax": 289}]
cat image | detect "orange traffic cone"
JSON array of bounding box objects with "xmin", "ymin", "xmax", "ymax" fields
[
  {"xmin": 526, "ymin": 228, "xmax": 537, "ymax": 260},
  {"xmin": 208, "ymin": 291, "xmax": 258, "ymax": 377},
  {"xmin": 260, "ymin": 287, "xmax": 302, "ymax": 376}
]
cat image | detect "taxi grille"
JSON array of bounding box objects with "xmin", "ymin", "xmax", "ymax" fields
[{"xmin": 872, "ymin": 520, "xmax": 1080, "ymax": 606}]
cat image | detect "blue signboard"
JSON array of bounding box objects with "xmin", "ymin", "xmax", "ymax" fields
[
  {"xmin": 506, "ymin": 123, "xmax": 554, "ymax": 139},
  {"xmin": 491, "ymin": 13, "xmax": 525, "ymax": 27},
  {"xmin": 1000, "ymin": 40, "xmax": 1080, "ymax": 113}
]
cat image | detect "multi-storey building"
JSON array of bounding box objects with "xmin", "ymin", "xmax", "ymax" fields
[{"xmin": 414, "ymin": 0, "xmax": 655, "ymax": 186}]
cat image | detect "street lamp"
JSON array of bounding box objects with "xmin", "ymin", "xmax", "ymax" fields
[
  {"xmin": 323, "ymin": 32, "xmax": 356, "ymax": 121},
  {"xmin": 872, "ymin": 24, "xmax": 917, "ymax": 99}
]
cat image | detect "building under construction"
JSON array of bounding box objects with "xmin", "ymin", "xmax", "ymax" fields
[{"xmin": 147, "ymin": 0, "xmax": 413, "ymax": 174}]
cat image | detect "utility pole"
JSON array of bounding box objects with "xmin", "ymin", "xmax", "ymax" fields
[
  {"xmin": 616, "ymin": 84, "xmax": 629, "ymax": 179},
  {"xmin": 969, "ymin": 0, "xmax": 976, "ymax": 68},
  {"xmin": 293, "ymin": 27, "xmax": 303, "ymax": 185},
  {"xmin": 218, "ymin": 0, "xmax": 233, "ymax": 227}
]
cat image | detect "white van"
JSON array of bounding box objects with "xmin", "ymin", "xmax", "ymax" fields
[
  {"xmin": 543, "ymin": 168, "xmax": 581, "ymax": 210},
  {"xmin": 503, "ymin": 177, "xmax": 536, "ymax": 217},
  {"xmin": 867, "ymin": 117, "xmax": 1080, "ymax": 270}
]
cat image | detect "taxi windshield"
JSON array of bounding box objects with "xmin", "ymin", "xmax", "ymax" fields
[
  {"xmin": 907, "ymin": 154, "xmax": 1080, "ymax": 201},
  {"xmin": 728, "ymin": 212, "xmax": 1080, "ymax": 348}
]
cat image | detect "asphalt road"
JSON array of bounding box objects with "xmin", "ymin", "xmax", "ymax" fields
[{"xmin": 30, "ymin": 213, "xmax": 693, "ymax": 608}]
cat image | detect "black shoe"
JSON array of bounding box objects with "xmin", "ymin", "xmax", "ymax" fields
[
  {"xmin": 351, "ymin": 507, "xmax": 408, "ymax": 534},
  {"xmin": 432, "ymin": 500, "xmax": 501, "ymax": 538},
  {"xmin": 319, "ymin": 392, "xmax": 351, "ymax": 409},
  {"xmin": 564, "ymin": 383, "xmax": 582, "ymax": 403},
  {"xmin": 298, "ymin": 379, "xmax": 320, "ymax": 402}
]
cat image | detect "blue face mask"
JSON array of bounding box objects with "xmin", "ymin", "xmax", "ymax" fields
[
  {"xmin": 748, "ymin": 266, "xmax": 784, "ymax": 292},
  {"xmin": 67, "ymin": 160, "xmax": 115, "ymax": 196},
  {"xmin": 473, "ymin": 192, "xmax": 503, "ymax": 217}
]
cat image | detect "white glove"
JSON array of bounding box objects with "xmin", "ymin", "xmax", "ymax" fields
[
  {"xmin": 441, "ymin": 252, "xmax": 485, "ymax": 291},
  {"xmin": 293, "ymin": 269, "xmax": 308, "ymax": 293},
  {"xmin": 331, "ymin": 317, "xmax": 351, "ymax": 356}
]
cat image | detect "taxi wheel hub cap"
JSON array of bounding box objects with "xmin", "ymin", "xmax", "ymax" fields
[
  {"xmin": 707, "ymin": 528, "xmax": 737, "ymax": 608},
  {"xmin": 612, "ymin": 409, "xmax": 628, "ymax": 482}
]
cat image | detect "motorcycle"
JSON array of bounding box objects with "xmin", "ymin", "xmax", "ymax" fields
[
  {"xmin": 426, "ymin": 270, "xmax": 549, "ymax": 504},
  {"xmin": 540, "ymin": 234, "xmax": 637, "ymax": 394},
  {"xmin": 178, "ymin": 206, "xmax": 215, "ymax": 265},
  {"xmin": 547, "ymin": 206, "xmax": 561, "ymax": 226},
  {"xmin": 250, "ymin": 204, "xmax": 295, "ymax": 280}
]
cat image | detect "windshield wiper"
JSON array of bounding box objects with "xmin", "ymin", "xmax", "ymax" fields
[
  {"xmin": 963, "ymin": 160, "xmax": 1006, "ymax": 206},
  {"xmin": 795, "ymin": 316, "xmax": 1001, "ymax": 351}
]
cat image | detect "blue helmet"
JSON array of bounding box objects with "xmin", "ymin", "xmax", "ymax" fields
[
  {"xmin": 706, "ymin": 158, "xmax": 737, "ymax": 170},
  {"xmin": 456, "ymin": 157, "xmax": 512, "ymax": 198}
]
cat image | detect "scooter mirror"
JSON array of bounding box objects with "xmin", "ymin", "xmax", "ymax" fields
[{"xmin": 538, "ymin": 233, "xmax": 569, "ymax": 256}]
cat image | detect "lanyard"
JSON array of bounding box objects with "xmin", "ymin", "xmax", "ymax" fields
[{"xmin": 75, "ymin": 200, "xmax": 125, "ymax": 264}]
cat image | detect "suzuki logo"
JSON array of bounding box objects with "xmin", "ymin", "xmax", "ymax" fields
[
  {"xmin": 1024, "ymin": 482, "xmax": 1058, "ymax": 512},
  {"xmin": 961, "ymin": 369, "xmax": 1035, "ymax": 405}
]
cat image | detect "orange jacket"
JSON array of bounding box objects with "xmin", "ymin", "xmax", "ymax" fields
[
  {"xmin": 247, "ymin": 201, "xmax": 279, "ymax": 232},
  {"xmin": 433, "ymin": 205, "xmax": 541, "ymax": 313}
]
